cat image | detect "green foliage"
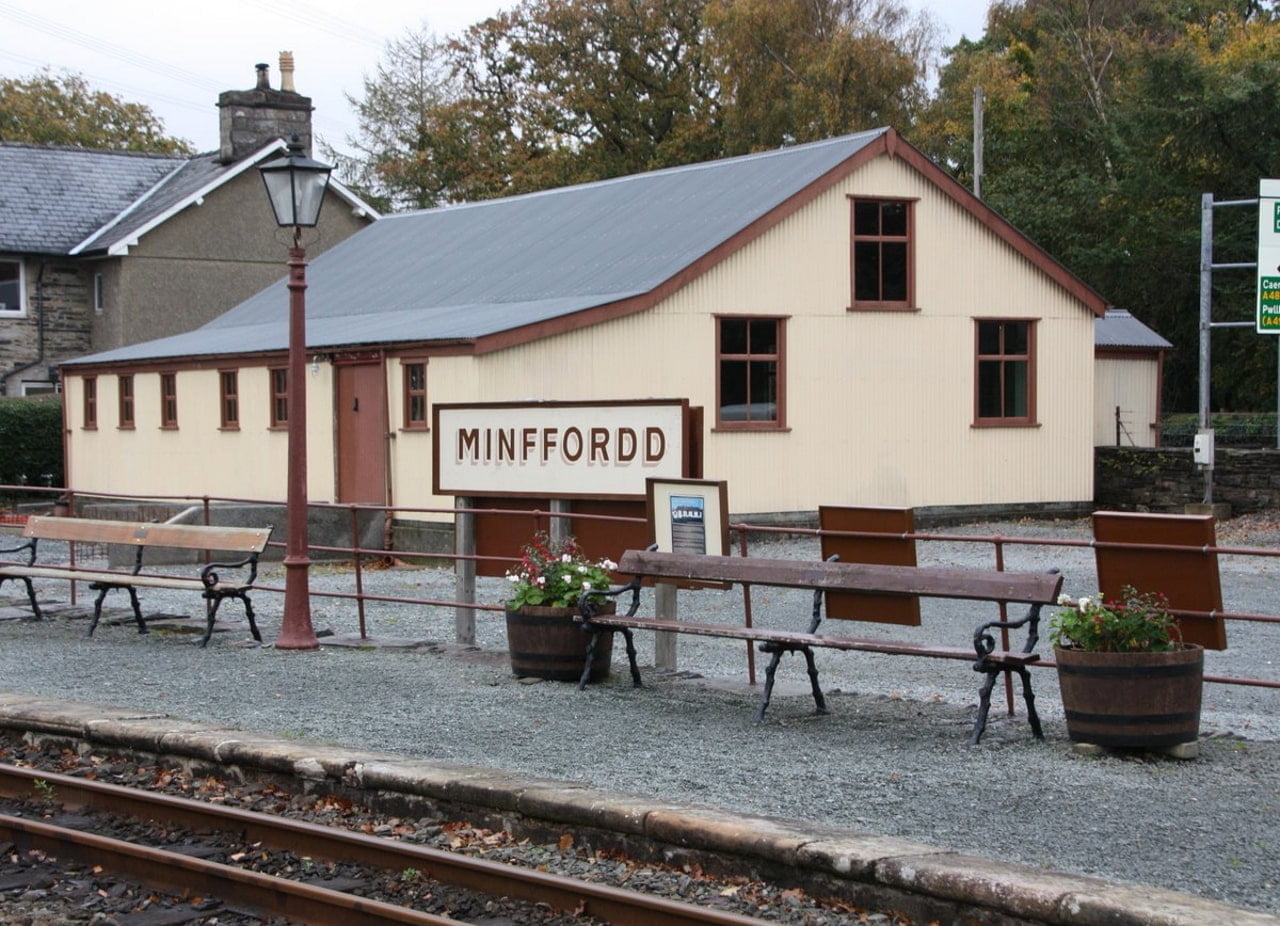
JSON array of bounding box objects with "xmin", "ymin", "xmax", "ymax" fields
[
  {"xmin": 0, "ymin": 396, "xmax": 64, "ymax": 490},
  {"xmin": 1050, "ymin": 585, "xmax": 1180, "ymax": 653},
  {"xmin": 0, "ymin": 69, "xmax": 192, "ymax": 153},
  {"xmin": 504, "ymin": 532, "xmax": 616, "ymax": 609},
  {"xmin": 340, "ymin": 0, "xmax": 936, "ymax": 206},
  {"xmin": 918, "ymin": 0, "xmax": 1280, "ymax": 415}
]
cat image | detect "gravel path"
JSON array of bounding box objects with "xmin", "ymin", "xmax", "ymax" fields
[{"xmin": 2, "ymin": 516, "xmax": 1279, "ymax": 916}]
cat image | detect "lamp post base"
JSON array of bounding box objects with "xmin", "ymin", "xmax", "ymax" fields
[{"xmin": 276, "ymin": 554, "xmax": 319, "ymax": 650}]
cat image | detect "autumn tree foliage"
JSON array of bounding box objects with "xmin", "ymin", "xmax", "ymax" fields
[
  {"xmin": 340, "ymin": 0, "xmax": 936, "ymax": 210},
  {"xmin": 0, "ymin": 70, "xmax": 191, "ymax": 154}
]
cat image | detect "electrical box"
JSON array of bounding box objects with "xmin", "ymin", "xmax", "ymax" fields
[{"xmin": 1193, "ymin": 429, "xmax": 1215, "ymax": 467}]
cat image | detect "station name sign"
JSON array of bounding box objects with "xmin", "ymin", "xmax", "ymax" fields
[{"xmin": 433, "ymin": 400, "xmax": 689, "ymax": 498}]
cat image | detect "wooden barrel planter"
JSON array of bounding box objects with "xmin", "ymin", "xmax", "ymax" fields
[
  {"xmin": 1054, "ymin": 643, "xmax": 1204, "ymax": 749},
  {"xmin": 505, "ymin": 603, "xmax": 614, "ymax": 683}
]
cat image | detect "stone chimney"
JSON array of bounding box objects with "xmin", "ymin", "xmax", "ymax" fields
[{"xmin": 216, "ymin": 54, "xmax": 313, "ymax": 164}]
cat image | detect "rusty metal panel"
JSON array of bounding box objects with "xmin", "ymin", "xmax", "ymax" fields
[
  {"xmin": 1092, "ymin": 511, "xmax": 1226, "ymax": 650},
  {"xmin": 819, "ymin": 506, "xmax": 920, "ymax": 625}
]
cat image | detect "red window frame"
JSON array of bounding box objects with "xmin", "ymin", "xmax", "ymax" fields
[
  {"xmin": 974, "ymin": 319, "xmax": 1037, "ymax": 426},
  {"xmin": 403, "ymin": 360, "xmax": 428, "ymax": 430},
  {"xmin": 82, "ymin": 376, "xmax": 97, "ymax": 430},
  {"xmin": 850, "ymin": 197, "xmax": 914, "ymax": 310},
  {"xmin": 714, "ymin": 315, "xmax": 786, "ymax": 430},
  {"xmin": 159, "ymin": 373, "xmax": 178, "ymax": 429},
  {"xmin": 270, "ymin": 368, "xmax": 288, "ymax": 429},
  {"xmin": 117, "ymin": 374, "xmax": 134, "ymax": 429},
  {"xmin": 219, "ymin": 370, "xmax": 239, "ymax": 430}
]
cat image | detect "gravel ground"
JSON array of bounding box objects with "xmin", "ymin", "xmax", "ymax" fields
[{"xmin": 2, "ymin": 516, "xmax": 1279, "ymax": 916}]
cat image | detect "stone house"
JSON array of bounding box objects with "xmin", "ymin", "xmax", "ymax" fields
[{"xmin": 0, "ymin": 57, "xmax": 376, "ymax": 396}]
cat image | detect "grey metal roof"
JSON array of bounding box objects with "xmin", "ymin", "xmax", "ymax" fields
[
  {"xmin": 66, "ymin": 129, "xmax": 889, "ymax": 366},
  {"xmin": 1095, "ymin": 309, "xmax": 1172, "ymax": 350},
  {"xmin": 0, "ymin": 143, "xmax": 187, "ymax": 254}
]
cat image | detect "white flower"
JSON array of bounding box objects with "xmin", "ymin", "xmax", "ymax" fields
[
  {"xmin": 581, "ymin": 580, "xmax": 592, "ymax": 591},
  {"xmin": 577, "ymin": 564, "xmax": 588, "ymax": 574},
  {"xmin": 1057, "ymin": 594, "xmax": 1070, "ymax": 606},
  {"xmin": 1077, "ymin": 596, "xmax": 1092, "ymax": 612},
  {"xmin": 506, "ymin": 574, "xmax": 520, "ymax": 584},
  {"xmin": 561, "ymin": 553, "xmax": 573, "ymax": 563},
  {"xmin": 536, "ymin": 576, "xmax": 546, "ymax": 586},
  {"xmin": 603, "ymin": 559, "xmax": 617, "ymax": 570}
]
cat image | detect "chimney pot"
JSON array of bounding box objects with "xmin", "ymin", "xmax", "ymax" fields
[
  {"xmin": 279, "ymin": 51, "xmax": 296, "ymax": 93},
  {"xmin": 255, "ymin": 63, "xmax": 270, "ymax": 90}
]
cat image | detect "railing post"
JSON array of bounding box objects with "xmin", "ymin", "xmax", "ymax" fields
[
  {"xmin": 550, "ymin": 499, "xmax": 572, "ymax": 544},
  {"xmin": 454, "ymin": 498, "xmax": 477, "ymax": 645},
  {"xmin": 654, "ymin": 582, "xmax": 678, "ymax": 669}
]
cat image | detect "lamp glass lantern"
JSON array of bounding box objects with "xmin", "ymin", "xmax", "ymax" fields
[{"xmin": 259, "ymin": 135, "xmax": 332, "ymax": 231}]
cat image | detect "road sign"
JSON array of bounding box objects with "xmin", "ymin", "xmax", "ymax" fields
[{"xmin": 1257, "ymin": 180, "xmax": 1280, "ymax": 333}]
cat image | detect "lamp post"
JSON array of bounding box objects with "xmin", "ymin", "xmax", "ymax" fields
[{"xmin": 259, "ymin": 135, "xmax": 332, "ymax": 650}]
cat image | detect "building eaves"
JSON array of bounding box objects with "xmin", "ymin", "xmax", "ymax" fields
[{"xmin": 1095, "ymin": 309, "xmax": 1173, "ymax": 350}]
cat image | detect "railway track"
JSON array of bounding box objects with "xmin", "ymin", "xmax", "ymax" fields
[{"xmin": 0, "ymin": 764, "xmax": 773, "ymax": 925}]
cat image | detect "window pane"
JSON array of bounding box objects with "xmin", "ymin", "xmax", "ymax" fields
[
  {"xmin": 977, "ymin": 321, "xmax": 1001, "ymax": 355},
  {"xmin": 854, "ymin": 242, "xmax": 881, "ymax": 301},
  {"xmin": 720, "ymin": 359, "xmax": 747, "ymax": 418},
  {"xmin": 853, "ymin": 200, "xmax": 880, "ymax": 236},
  {"xmin": 721, "ymin": 318, "xmax": 748, "ymax": 354},
  {"xmin": 881, "ymin": 201, "xmax": 908, "ymax": 236},
  {"xmin": 977, "ymin": 361, "xmax": 1002, "ymax": 418},
  {"xmin": 1004, "ymin": 361, "xmax": 1028, "ymax": 416},
  {"xmin": 748, "ymin": 360, "xmax": 778, "ymax": 420},
  {"xmin": 0, "ymin": 262, "xmax": 19, "ymax": 311},
  {"xmin": 409, "ymin": 364, "xmax": 424, "ymax": 391},
  {"xmin": 881, "ymin": 242, "xmax": 908, "ymax": 302},
  {"xmin": 748, "ymin": 318, "xmax": 777, "ymax": 354},
  {"xmin": 1004, "ymin": 322, "xmax": 1028, "ymax": 355}
]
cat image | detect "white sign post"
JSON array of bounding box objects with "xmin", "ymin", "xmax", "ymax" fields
[
  {"xmin": 1262, "ymin": 181, "xmax": 1280, "ymax": 448},
  {"xmin": 1257, "ymin": 180, "xmax": 1280, "ymax": 334}
]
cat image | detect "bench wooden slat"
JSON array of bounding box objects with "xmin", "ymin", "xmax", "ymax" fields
[
  {"xmin": 0, "ymin": 566, "xmax": 249, "ymax": 592},
  {"xmin": 22, "ymin": 516, "xmax": 271, "ymax": 553},
  {"xmin": 618, "ymin": 550, "xmax": 1062, "ymax": 605},
  {"xmin": 580, "ymin": 613, "xmax": 1043, "ymax": 663}
]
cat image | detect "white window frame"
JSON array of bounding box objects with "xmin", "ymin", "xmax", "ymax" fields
[
  {"xmin": 0, "ymin": 258, "xmax": 24, "ymax": 317},
  {"xmin": 93, "ymin": 272, "xmax": 105, "ymax": 314}
]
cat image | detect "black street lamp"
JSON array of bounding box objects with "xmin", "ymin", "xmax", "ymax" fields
[{"xmin": 259, "ymin": 135, "xmax": 332, "ymax": 650}]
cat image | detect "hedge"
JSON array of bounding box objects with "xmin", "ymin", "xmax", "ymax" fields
[{"xmin": 0, "ymin": 395, "xmax": 64, "ymax": 490}]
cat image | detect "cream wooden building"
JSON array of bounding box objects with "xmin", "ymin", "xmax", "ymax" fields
[{"xmin": 59, "ymin": 128, "xmax": 1110, "ymax": 522}]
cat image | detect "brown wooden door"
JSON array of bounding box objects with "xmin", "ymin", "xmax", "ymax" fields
[{"xmin": 335, "ymin": 361, "xmax": 387, "ymax": 505}]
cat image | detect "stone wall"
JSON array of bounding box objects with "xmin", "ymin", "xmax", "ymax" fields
[{"xmin": 1095, "ymin": 445, "xmax": 1280, "ymax": 513}]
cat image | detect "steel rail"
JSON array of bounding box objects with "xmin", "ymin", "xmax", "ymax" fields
[
  {"xmin": 0, "ymin": 812, "xmax": 455, "ymax": 925},
  {"xmin": 0, "ymin": 765, "xmax": 767, "ymax": 926}
]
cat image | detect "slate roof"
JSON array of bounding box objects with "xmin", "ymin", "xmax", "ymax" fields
[
  {"xmin": 63, "ymin": 127, "xmax": 1110, "ymax": 368},
  {"xmin": 0, "ymin": 143, "xmax": 187, "ymax": 255},
  {"xmin": 1095, "ymin": 309, "xmax": 1172, "ymax": 351}
]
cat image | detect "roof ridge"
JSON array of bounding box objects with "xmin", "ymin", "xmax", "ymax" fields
[
  {"xmin": 0, "ymin": 140, "xmax": 189, "ymax": 161},
  {"xmin": 387, "ymin": 129, "xmax": 889, "ymax": 222}
]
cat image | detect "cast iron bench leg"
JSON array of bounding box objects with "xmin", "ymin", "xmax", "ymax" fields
[
  {"xmin": 241, "ymin": 593, "xmax": 262, "ymax": 643},
  {"xmin": 201, "ymin": 596, "xmax": 223, "ymax": 648},
  {"xmin": 802, "ymin": 646, "xmax": 828, "ymax": 716},
  {"xmin": 969, "ymin": 667, "xmax": 999, "ymax": 745},
  {"xmin": 755, "ymin": 643, "xmax": 785, "ymax": 723},
  {"xmin": 969, "ymin": 665, "xmax": 1044, "ymax": 746},
  {"xmin": 619, "ymin": 627, "xmax": 642, "ymax": 687},
  {"xmin": 5, "ymin": 576, "xmax": 42, "ymax": 620}
]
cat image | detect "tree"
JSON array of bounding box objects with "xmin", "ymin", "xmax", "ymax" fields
[
  {"xmin": 341, "ymin": 0, "xmax": 938, "ymax": 206},
  {"xmin": 918, "ymin": 0, "xmax": 1280, "ymax": 414},
  {"xmin": 323, "ymin": 28, "xmax": 471, "ymax": 212},
  {"xmin": 0, "ymin": 70, "xmax": 191, "ymax": 154}
]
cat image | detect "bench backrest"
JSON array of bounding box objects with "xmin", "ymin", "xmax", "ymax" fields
[
  {"xmin": 23, "ymin": 516, "xmax": 271, "ymax": 554},
  {"xmin": 617, "ymin": 550, "xmax": 1062, "ymax": 605}
]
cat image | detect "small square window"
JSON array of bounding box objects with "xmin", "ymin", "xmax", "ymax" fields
[
  {"xmin": 83, "ymin": 376, "xmax": 97, "ymax": 430},
  {"xmin": 270, "ymin": 368, "xmax": 288, "ymax": 428},
  {"xmin": 219, "ymin": 371, "xmax": 239, "ymax": 429},
  {"xmin": 160, "ymin": 373, "xmax": 178, "ymax": 429},
  {"xmin": 118, "ymin": 375, "xmax": 134, "ymax": 429},
  {"xmin": 404, "ymin": 361, "xmax": 428, "ymax": 429}
]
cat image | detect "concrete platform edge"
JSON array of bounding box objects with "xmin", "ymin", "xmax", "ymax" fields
[{"xmin": 1, "ymin": 693, "xmax": 1275, "ymax": 926}]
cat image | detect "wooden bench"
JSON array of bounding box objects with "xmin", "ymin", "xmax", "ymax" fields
[
  {"xmin": 0, "ymin": 516, "xmax": 273, "ymax": 647},
  {"xmin": 577, "ymin": 549, "xmax": 1063, "ymax": 744}
]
